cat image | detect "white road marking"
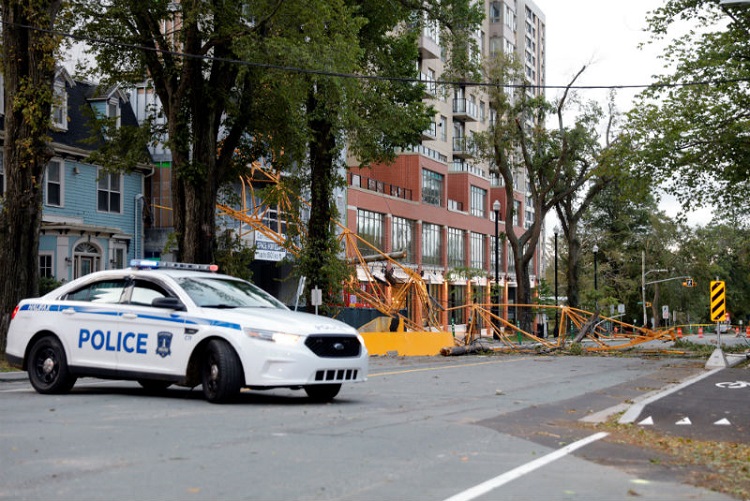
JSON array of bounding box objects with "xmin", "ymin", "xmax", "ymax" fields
[
  {"xmin": 638, "ymin": 416, "xmax": 654, "ymax": 425},
  {"xmin": 442, "ymin": 432, "xmax": 609, "ymax": 501},
  {"xmin": 619, "ymin": 368, "xmax": 722, "ymax": 424},
  {"xmin": 714, "ymin": 418, "xmax": 731, "ymax": 425},
  {"xmin": 675, "ymin": 417, "xmax": 692, "ymax": 425}
]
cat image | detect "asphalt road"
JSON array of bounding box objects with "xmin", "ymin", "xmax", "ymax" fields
[{"xmin": 0, "ymin": 354, "xmax": 743, "ymax": 501}]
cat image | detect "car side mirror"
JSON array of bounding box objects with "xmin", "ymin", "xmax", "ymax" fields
[{"xmin": 151, "ymin": 297, "xmax": 187, "ymax": 311}]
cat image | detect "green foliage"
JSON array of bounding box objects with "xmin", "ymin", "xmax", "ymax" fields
[
  {"xmin": 213, "ymin": 229, "xmax": 255, "ymax": 281},
  {"xmin": 628, "ymin": 0, "xmax": 750, "ymax": 220},
  {"xmin": 39, "ymin": 276, "xmax": 63, "ymax": 296}
]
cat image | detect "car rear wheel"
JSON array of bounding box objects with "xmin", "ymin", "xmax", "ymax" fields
[
  {"xmin": 27, "ymin": 336, "xmax": 77, "ymax": 394},
  {"xmin": 304, "ymin": 383, "xmax": 341, "ymax": 402},
  {"xmin": 201, "ymin": 339, "xmax": 243, "ymax": 403}
]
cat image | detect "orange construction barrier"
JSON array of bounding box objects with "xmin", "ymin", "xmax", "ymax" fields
[{"xmin": 698, "ymin": 326, "xmax": 704, "ymax": 338}]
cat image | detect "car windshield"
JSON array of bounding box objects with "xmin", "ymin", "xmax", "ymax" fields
[{"xmin": 175, "ymin": 276, "xmax": 288, "ymax": 310}]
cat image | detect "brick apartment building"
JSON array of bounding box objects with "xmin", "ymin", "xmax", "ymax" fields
[{"xmin": 345, "ymin": 0, "xmax": 546, "ymax": 330}]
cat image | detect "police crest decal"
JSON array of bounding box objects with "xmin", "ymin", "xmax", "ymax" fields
[{"xmin": 156, "ymin": 331, "xmax": 173, "ymax": 358}]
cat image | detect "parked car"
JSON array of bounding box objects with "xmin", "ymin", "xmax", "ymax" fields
[{"xmin": 5, "ymin": 260, "xmax": 368, "ymax": 403}]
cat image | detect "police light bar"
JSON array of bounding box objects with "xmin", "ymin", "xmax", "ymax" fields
[{"xmin": 129, "ymin": 259, "xmax": 219, "ymax": 272}]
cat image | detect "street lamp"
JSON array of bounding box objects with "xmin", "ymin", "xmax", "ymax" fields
[
  {"xmin": 554, "ymin": 226, "xmax": 559, "ymax": 337},
  {"xmin": 493, "ymin": 200, "xmax": 501, "ymax": 339}
]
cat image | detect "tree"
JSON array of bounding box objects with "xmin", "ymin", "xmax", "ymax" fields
[
  {"xmin": 583, "ymin": 178, "xmax": 678, "ymax": 326},
  {"xmin": 293, "ymin": 0, "xmax": 484, "ymax": 312},
  {"xmin": 554, "ymin": 96, "xmax": 620, "ymax": 310},
  {"xmin": 475, "ymin": 56, "xmax": 601, "ymax": 332},
  {"xmin": 0, "ymin": 0, "xmax": 64, "ymax": 352},
  {"xmin": 629, "ymin": 0, "xmax": 750, "ymax": 221},
  {"xmin": 72, "ymin": 0, "xmax": 361, "ymax": 265}
]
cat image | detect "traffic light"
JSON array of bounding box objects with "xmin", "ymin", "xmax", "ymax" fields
[
  {"xmin": 683, "ymin": 278, "xmax": 695, "ymax": 287},
  {"xmin": 645, "ymin": 301, "xmax": 652, "ymax": 308}
]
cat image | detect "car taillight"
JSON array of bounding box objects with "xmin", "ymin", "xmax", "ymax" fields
[{"xmin": 10, "ymin": 305, "xmax": 19, "ymax": 320}]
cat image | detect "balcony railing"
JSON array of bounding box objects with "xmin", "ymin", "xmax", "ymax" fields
[
  {"xmin": 421, "ymin": 121, "xmax": 437, "ymax": 141},
  {"xmin": 452, "ymin": 136, "xmax": 475, "ymax": 159},
  {"xmin": 349, "ymin": 173, "xmax": 413, "ymax": 201},
  {"xmin": 449, "ymin": 161, "xmax": 487, "ymax": 179},
  {"xmin": 452, "ymin": 98, "xmax": 479, "ymax": 122},
  {"xmin": 399, "ymin": 144, "xmax": 448, "ymax": 163}
]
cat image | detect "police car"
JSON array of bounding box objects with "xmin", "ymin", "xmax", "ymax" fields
[{"xmin": 5, "ymin": 260, "xmax": 368, "ymax": 403}]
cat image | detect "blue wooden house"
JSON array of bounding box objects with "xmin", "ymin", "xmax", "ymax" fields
[{"xmin": 3, "ymin": 68, "xmax": 152, "ymax": 283}]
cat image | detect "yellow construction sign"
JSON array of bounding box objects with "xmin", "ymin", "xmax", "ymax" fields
[{"xmin": 710, "ymin": 280, "xmax": 726, "ymax": 322}]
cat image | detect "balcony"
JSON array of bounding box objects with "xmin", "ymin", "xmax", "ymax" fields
[
  {"xmin": 452, "ymin": 136, "xmax": 475, "ymax": 159},
  {"xmin": 421, "ymin": 121, "xmax": 437, "ymax": 141},
  {"xmin": 418, "ymin": 33, "xmax": 441, "ymax": 59},
  {"xmin": 452, "ymin": 98, "xmax": 479, "ymax": 122}
]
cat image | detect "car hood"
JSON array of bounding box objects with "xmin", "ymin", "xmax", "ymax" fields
[{"xmin": 199, "ymin": 307, "xmax": 358, "ymax": 336}]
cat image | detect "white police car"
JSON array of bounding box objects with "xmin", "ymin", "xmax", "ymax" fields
[{"xmin": 5, "ymin": 260, "xmax": 368, "ymax": 403}]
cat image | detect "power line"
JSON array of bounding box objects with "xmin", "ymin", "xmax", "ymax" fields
[{"xmin": 8, "ymin": 19, "xmax": 750, "ymax": 92}]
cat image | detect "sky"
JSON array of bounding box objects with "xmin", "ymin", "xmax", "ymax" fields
[{"xmin": 535, "ymin": 0, "xmax": 715, "ymax": 226}]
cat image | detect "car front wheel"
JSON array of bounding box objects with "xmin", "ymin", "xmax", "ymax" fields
[
  {"xmin": 27, "ymin": 336, "xmax": 77, "ymax": 394},
  {"xmin": 201, "ymin": 339, "xmax": 243, "ymax": 403},
  {"xmin": 304, "ymin": 383, "xmax": 341, "ymax": 402}
]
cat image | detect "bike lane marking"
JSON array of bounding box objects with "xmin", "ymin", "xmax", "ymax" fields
[
  {"xmin": 441, "ymin": 432, "xmax": 609, "ymax": 501},
  {"xmin": 618, "ymin": 368, "xmax": 722, "ymax": 424}
]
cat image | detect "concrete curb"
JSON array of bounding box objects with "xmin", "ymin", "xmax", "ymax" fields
[{"xmin": 0, "ymin": 371, "xmax": 27, "ymax": 382}]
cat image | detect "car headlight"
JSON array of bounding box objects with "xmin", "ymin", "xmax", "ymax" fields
[{"xmin": 244, "ymin": 328, "xmax": 302, "ymax": 346}]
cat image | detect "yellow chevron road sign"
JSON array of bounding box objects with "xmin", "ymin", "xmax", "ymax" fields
[{"xmin": 710, "ymin": 280, "xmax": 726, "ymax": 322}]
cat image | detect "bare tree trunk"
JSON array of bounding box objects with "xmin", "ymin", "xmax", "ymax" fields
[{"xmin": 0, "ymin": 0, "xmax": 62, "ymax": 352}]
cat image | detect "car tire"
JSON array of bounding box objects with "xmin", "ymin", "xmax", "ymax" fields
[
  {"xmin": 304, "ymin": 383, "xmax": 341, "ymax": 402},
  {"xmin": 201, "ymin": 339, "xmax": 243, "ymax": 403},
  {"xmin": 138, "ymin": 380, "xmax": 172, "ymax": 393},
  {"xmin": 27, "ymin": 336, "xmax": 77, "ymax": 394}
]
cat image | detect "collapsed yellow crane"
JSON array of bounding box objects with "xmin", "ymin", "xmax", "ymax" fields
[
  {"xmin": 213, "ymin": 163, "xmax": 677, "ymax": 354},
  {"xmin": 216, "ymin": 164, "xmax": 441, "ymax": 332}
]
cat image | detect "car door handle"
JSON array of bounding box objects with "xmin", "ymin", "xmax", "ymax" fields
[
  {"xmin": 122, "ymin": 313, "xmax": 138, "ymax": 319},
  {"xmin": 62, "ymin": 309, "xmax": 76, "ymax": 315}
]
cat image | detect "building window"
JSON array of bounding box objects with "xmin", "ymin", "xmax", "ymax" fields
[
  {"xmin": 357, "ymin": 209, "xmax": 385, "ymax": 254},
  {"xmin": 45, "ymin": 160, "xmax": 63, "ymax": 207},
  {"xmin": 422, "ymin": 169, "xmax": 444, "ymax": 207},
  {"xmin": 51, "ymin": 82, "xmax": 68, "ymax": 130},
  {"xmin": 448, "ymin": 284, "xmax": 465, "ymax": 324},
  {"xmin": 447, "ymin": 227, "xmax": 464, "ymax": 269},
  {"xmin": 439, "ymin": 115, "xmax": 447, "ymax": 142},
  {"xmin": 489, "ymin": 2, "xmax": 501, "ymax": 23},
  {"xmin": 98, "ymin": 170, "xmax": 122, "ymax": 213},
  {"xmin": 490, "ymin": 235, "xmax": 504, "ymax": 276},
  {"xmin": 39, "ymin": 254, "xmax": 53, "ymax": 278},
  {"xmin": 470, "ymin": 186, "xmax": 486, "ymax": 218},
  {"xmin": 513, "ymin": 200, "xmax": 521, "ymax": 227},
  {"xmin": 470, "ymin": 232, "xmax": 485, "ymax": 270},
  {"xmin": 392, "ymin": 217, "xmax": 415, "ymax": 264},
  {"xmin": 111, "ymin": 246, "xmax": 126, "ymax": 270},
  {"xmin": 422, "ymin": 223, "xmax": 442, "ymax": 266}
]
